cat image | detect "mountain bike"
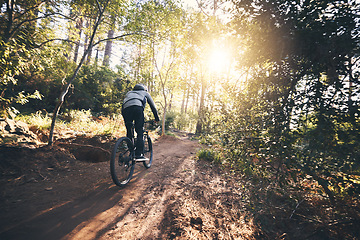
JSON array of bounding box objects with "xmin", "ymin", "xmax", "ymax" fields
[{"xmin": 110, "ymin": 121, "xmax": 154, "ymax": 186}]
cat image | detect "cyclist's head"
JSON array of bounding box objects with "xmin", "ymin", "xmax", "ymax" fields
[{"xmin": 133, "ymin": 83, "xmax": 148, "ymax": 91}]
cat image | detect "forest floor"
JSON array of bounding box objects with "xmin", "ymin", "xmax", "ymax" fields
[{"xmin": 0, "ymin": 128, "xmax": 359, "ymax": 239}]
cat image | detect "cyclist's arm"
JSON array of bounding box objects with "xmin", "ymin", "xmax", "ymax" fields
[{"xmin": 146, "ymin": 93, "xmax": 160, "ymax": 122}]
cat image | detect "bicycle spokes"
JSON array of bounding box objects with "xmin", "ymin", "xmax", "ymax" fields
[
  {"xmin": 142, "ymin": 135, "xmax": 153, "ymax": 169},
  {"xmin": 110, "ymin": 137, "xmax": 135, "ymax": 186}
]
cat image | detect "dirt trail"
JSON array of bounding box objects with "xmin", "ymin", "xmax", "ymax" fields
[
  {"xmin": 1, "ymin": 134, "xmax": 255, "ymax": 239},
  {"xmin": 2, "ymin": 127, "xmax": 359, "ymax": 239}
]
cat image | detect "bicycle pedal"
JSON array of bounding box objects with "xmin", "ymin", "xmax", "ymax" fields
[{"xmin": 135, "ymin": 157, "xmax": 149, "ymax": 162}]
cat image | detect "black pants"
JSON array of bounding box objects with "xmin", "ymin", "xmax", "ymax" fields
[{"xmin": 121, "ymin": 106, "xmax": 144, "ymax": 156}]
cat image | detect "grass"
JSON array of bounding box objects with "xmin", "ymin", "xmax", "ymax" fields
[
  {"xmin": 17, "ymin": 111, "xmax": 52, "ymax": 131},
  {"xmin": 16, "ymin": 110, "xmax": 127, "ymax": 138}
]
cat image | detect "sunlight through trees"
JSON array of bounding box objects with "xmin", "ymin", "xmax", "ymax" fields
[{"xmin": 1, "ymin": 0, "xmax": 359, "ymax": 207}]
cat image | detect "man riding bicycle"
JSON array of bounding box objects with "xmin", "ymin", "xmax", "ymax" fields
[{"xmin": 122, "ymin": 83, "xmax": 160, "ymax": 160}]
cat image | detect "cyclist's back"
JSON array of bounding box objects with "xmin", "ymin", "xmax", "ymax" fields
[{"xmin": 121, "ymin": 84, "xmax": 159, "ymax": 159}]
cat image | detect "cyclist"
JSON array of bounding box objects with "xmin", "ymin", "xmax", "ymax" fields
[{"xmin": 122, "ymin": 83, "xmax": 160, "ymax": 160}]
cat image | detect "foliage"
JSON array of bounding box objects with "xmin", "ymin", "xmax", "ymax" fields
[
  {"xmin": 155, "ymin": 110, "xmax": 198, "ymax": 133},
  {"xmin": 60, "ymin": 109, "xmax": 126, "ymax": 136},
  {"xmin": 0, "ymin": 38, "xmax": 44, "ymax": 117},
  {"xmin": 203, "ymin": 0, "xmax": 360, "ymax": 203},
  {"xmin": 197, "ymin": 148, "xmax": 222, "ymax": 165},
  {"xmin": 0, "ymin": 0, "xmax": 67, "ymax": 117},
  {"xmin": 164, "ymin": 111, "xmax": 176, "ymax": 130},
  {"xmin": 173, "ymin": 111, "xmax": 198, "ymax": 132},
  {"xmin": 67, "ymin": 65, "xmax": 132, "ymax": 114},
  {"xmin": 17, "ymin": 110, "xmax": 52, "ymax": 131},
  {"xmin": 17, "ymin": 109, "xmax": 127, "ymax": 137},
  {"xmin": 5, "ymin": 42, "xmax": 77, "ymax": 115}
]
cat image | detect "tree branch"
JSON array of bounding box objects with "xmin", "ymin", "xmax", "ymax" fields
[
  {"xmin": 36, "ymin": 38, "xmax": 79, "ymax": 48},
  {"xmin": 92, "ymin": 31, "xmax": 151, "ymax": 46},
  {"xmin": 37, "ymin": 31, "xmax": 148, "ymax": 49}
]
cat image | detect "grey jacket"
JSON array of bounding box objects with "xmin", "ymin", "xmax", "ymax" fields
[{"xmin": 122, "ymin": 90, "xmax": 160, "ymax": 121}]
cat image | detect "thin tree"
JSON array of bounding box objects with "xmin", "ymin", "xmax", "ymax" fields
[{"xmin": 155, "ymin": 45, "xmax": 177, "ymax": 135}]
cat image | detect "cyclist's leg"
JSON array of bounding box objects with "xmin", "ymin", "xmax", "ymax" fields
[
  {"xmin": 122, "ymin": 107, "xmax": 135, "ymax": 139},
  {"xmin": 133, "ymin": 106, "xmax": 145, "ymax": 157}
]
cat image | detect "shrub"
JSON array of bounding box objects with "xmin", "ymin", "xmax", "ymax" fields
[{"xmin": 197, "ymin": 148, "xmax": 222, "ymax": 164}]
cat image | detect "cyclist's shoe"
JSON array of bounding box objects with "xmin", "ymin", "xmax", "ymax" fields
[{"xmin": 135, "ymin": 154, "xmax": 148, "ymax": 162}]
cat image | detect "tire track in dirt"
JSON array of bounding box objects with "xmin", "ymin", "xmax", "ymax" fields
[{"xmin": 101, "ymin": 136, "xmax": 200, "ymax": 239}]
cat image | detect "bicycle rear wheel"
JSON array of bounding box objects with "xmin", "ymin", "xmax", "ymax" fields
[
  {"xmin": 143, "ymin": 134, "xmax": 153, "ymax": 168},
  {"xmin": 110, "ymin": 137, "xmax": 135, "ymax": 186}
]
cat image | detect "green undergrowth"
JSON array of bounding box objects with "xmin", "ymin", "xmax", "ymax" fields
[{"xmin": 15, "ymin": 110, "xmax": 128, "ymax": 138}]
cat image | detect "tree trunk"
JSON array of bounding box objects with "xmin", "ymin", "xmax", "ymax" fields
[
  {"xmin": 95, "ymin": 48, "xmax": 99, "ymax": 64},
  {"xmin": 103, "ymin": 28, "xmax": 114, "ymax": 66},
  {"xmin": 185, "ymin": 86, "xmax": 190, "ymax": 114},
  {"xmin": 348, "ymin": 59, "xmax": 355, "ymax": 119},
  {"xmin": 4, "ymin": 0, "xmax": 14, "ymax": 43},
  {"xmin": 73, "ymin": 17, "xmax": 83, "ymax": 63},
  {"xmin": 83, "ymin": 20, "xmax": 90, "ymax": 64},
  {"xmin": 162, "ymin": 100, "xmax": 167, "ymax": 136},
  {"xmin": 86, "ymin": 44, "xmax": 93, "ymax": 64},
  {"xmin": 135, "ymin": 41, "xmax": 142, "ymax": 80},
  {"xmin": 181, "ymin": 87, "xmax": 186, "ymax": 113},
  {"xmin": 169, "ymin": 92, "xmax": 173, "ymax": 111},
  {"xmin": 196, "ymin": 79, "xmax": 206, "ymax": 134}
]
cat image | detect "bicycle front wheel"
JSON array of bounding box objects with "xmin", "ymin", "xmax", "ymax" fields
[
  {"xmin": 143, "ymin": 134, "xmax": 153, "ymax": 168},
  {"xmin": 110, "ymin": 137, "xmax": 135, "ymax": 186}
]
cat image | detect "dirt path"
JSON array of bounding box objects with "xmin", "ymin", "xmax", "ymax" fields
[{"xmin": 1, "ymin": 134, "xmax": 256, "ymax": 239}]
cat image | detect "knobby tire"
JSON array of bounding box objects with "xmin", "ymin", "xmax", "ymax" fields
[
  {"xmin": 110, "ymin": 137, "xmax": 135, "ymax": 186},
  {"xmin": 143, "ymin": 134, "xmax": 153, "ymax": 168}
]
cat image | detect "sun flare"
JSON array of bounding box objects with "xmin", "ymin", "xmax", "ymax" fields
[{"xmin": 208, "ymin": 48, "xmax": 231, "ymax": 73}]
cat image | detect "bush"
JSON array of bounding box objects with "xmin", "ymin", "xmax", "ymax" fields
[
  {"xmin": 197, "ymin": 148, "xmax": 222, "ymax": 164},
  {"xmin": 165, "ymin": 111, "xmax": 176, "ymax": 130},
  {"xmin": 16, "ymin": 110, "xmax": 51, "ymax": 131},
  {"xmin": 174, "ymin": 111, "xmax": 198, "ymax": 132}
]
